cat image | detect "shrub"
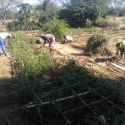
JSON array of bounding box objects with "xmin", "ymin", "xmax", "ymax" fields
[
  {"xmin": 43, "ymin": 19, "xmax": 69, "ymax": 38},
  {"xmin": 54, "ymin": 60, "xmax": 92, "ymax": 86},
  {"xmin": 95, "ymin": 17, "xmax": 120, "ymax": 28},
  {"xmin": 84, "ymin": 34, "xmax": 108, "ymax": 55},
  {"xmin": 85, "ymin": 19, "xmax": 92, "ymax": 28},
  {"xmin": 7, "ymin": 21, "xmax": 20, "ymax": 31},
  {"xmin": 95, "ymin": 17, "xmax": 107, "ymax": 27},
  {"xmin": 7, "ymin": 20, "xmax": 39, "ymax": 31}
]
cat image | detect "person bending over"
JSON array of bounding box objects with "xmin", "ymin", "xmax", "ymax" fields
[
  {"xmin": 0, "ymin": 32, "xmax": 15, "ymax": 56},
  {"xmin": 40, "ymin": 34, "xmax": 56, "ymax": 52},
  {"xmin": 63, "ymin": 35, "xmax": 73, "ymax": 43}
]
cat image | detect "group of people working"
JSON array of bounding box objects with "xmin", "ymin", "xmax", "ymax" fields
[
  {"xmin": 0, "ymin": 32, "xmax": 73, "ymax": 56},
  {"xmin": 0, "ymin": 31, "xmax": 125, "ymax": 60},
  {"xmin": 38, "ymin": 34, "xmax": 73, "ymax": 52}
]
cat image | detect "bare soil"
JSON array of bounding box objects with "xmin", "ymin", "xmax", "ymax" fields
[
  {"xmin": 52, "ymin": 41, "xmax": 125, "ymax": 79},
  {"xmin": 0, "ymin": 53, "xmax": 12, "ymax": 84}
]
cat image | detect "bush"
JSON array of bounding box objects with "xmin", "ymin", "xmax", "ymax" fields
[
  {"xmin": 43, "ymin": 19, "xmax": 69, "ymax": 38},
  {"xmin": 95, "ymin": 17, "xmax": 107, "ymax": 27},
  {"xmin": 85, "ymin": 19, "xmax": 92, "ymax": 28},
  {"xmin": 84, "ymin": 34, "xmax": 108, "ymax": 55},
  {"xmin": 54, "ymin": 60, "xmax": 92, "ymax": 86},
  {"xmin": 7, "ymin": 21, "xmax": 20, "ymax": 31},
  {"xmin": 7, "ymin": 20, "xmax": 40, "ymax": 31},
  {"xmin": 95, "ymin": 17, "xmax": 120, "ymax": 29}
]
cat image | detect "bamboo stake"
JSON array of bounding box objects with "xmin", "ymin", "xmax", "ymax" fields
[{"xmin": 25, "ymin": 91, "xmax": 91, "ymax": 108}]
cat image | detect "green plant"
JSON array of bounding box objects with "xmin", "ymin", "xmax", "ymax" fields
[
  {"xmin": 13, "ymin": 32, "xmax": 54, "ymax": 80},
  {"xmin": 43, "ymin": 19, "xmax": 69, "ymax": 38},
  {"xmin": 85, "ymin": 19, "xmax": 92, "ymax": 28},
  {"xmin": 114, "ymin": 114, "xmax": 125, "ymax": 125},
  {"xmin": 7, "ymin": 21, "xmax": 20, "ymax": 31},
  {"xmin": 84, "ymin": 34, "xmax": 108, "ymax": 55},
  {"xmin": 54, "ymin": 60, "xmax": 92, "ymax": 86},
  {"xmin": 95, "ymin": 17, "xmax": 107, "ymax": 27}
]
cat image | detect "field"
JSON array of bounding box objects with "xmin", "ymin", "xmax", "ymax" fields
[{"xmin": 0, "ymin": 17, "xmax": 125, "ymax": 124}]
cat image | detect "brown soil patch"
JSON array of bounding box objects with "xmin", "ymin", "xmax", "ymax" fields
[
  {"xmin": 52, "ymin": 42, "xmax": 125, "ymax": 79},
  {"xmin": 0, "ymin": 54, "xmax": 12, "ymax": 84}
]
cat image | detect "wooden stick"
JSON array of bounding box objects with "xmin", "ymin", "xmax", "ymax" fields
[
  {"xmin": 88, "ymin": 87, "xmax": 125, "ymax": 113},
  {"xmin": 64, "ymin": 97, "xmax": 111, "ymax": 114},
  {"xmin": 24, "ymin": 91, "xmax": 91, "ymax": 108}
]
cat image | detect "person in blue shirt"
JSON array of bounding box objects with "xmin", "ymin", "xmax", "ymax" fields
[{"xmin": 0, "ymin": 32, "xmax": 15, "ymax": 56}]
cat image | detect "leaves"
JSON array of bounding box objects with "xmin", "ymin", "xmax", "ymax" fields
[
  {"xmin": 43, "ymin": 19, "xmax": 69, "ymax": 38},
  {"xmin": 85, "ymin": 34, "xmax": 108, "ymax": 55}
]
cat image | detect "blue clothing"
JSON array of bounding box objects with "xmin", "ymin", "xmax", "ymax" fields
[{"xmin": 0, "ymin": 36, "xmax": 7, "ymax": 55}]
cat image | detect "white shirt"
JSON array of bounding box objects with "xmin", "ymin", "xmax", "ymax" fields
[
  {"xmin": 45, "ymin": 34, "xmax": 55, "ymax": 39},
  {"xmin": 65, "ymin": 36, "xmax": 73, "ymax": 41},
  {"xmin": 0, "ymin": 32, "xmax": 11, "ymax": 40}
]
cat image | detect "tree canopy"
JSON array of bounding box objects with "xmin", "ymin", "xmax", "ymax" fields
[
  {"xmin": 7, "ymin": 0, "xmax": 125, "ymax": 30},
  {"xmin": 0, "ymin": 0, "xmax": 22, "ymax": 19},
  {"xmin": 59, "ymin": 0, "xmax": 111, "ymax": 27}
]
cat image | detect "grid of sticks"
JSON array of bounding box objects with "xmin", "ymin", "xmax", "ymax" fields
[
  {"xmin": 9, "ymin": 52, "xmax": 125, "ymax": 124},
  {"xmin": 22, "ymin": 81, "xmax": 125, "ymax": 125}
]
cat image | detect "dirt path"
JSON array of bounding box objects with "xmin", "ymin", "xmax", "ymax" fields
[
  {"xmin": 0, "ymin": 54, "xmax": 14, "ymax": 123},
  {"xmin": 115, "ymin": 17, "xmax": 125, "ymax": 29},
  {"xmin": 55, "ymin": 43, "xmax": 83, "ymax": 56},
  {"xmin": 0, "ymin": 54, "xmax": 12, "ymax": 84},
  {"xmin": 53, "ymin": 42, "xmax": 125, "ymax": 79}
]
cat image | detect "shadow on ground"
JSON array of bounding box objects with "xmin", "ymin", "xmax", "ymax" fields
[
  {"xmin": 70, "ymin": 53, "xmax": 83, "ymax": 56},
  {"xmin": 95, "ymin": 56, "xmax": 117, "ymax": 63}
]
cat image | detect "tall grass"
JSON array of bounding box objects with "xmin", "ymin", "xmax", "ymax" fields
[{"xmin": 13, "ymin": 32, "xmax": 54, "ymax": 80}]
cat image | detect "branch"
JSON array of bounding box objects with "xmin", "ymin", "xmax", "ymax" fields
[{"xmin": 21, "ymin": 91, "xmax": 92, "ymax": 109}]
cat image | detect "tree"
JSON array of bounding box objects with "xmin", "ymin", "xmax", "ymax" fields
[
  {"xmin": 110, "ymin": 0, "xmax": 125, "ymax": 16},
  {"xmin": 36, "ymin": 0, "xmax": 59, "ymax": 26},
  {"xmin": 17, "ymin": 3, "xmax": 39, "ymax": 30},
  {"xmin": 43, "ymin": 19, "xmax": 69, "ymax": 38},
  {"xmin": 0, "ymin": 0, "xmax": 22, "ymax": 19},
  {"xmin": 5, "ymin": 10, "xmax": 17, "ymax": 19},
  {"xmin": 18, "ymin": 3, "xmax": 32, "ymax": 19},
  {"xmin": 59, "ymin": 0, "xmax": 111, "ymax": 27},
  {"xmin": 112, "ymin": 0, "xmax": 125, "ymax": 8}
]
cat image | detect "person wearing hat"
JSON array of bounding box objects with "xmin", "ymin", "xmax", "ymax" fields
[
  {"xmin": 0, "ymin": 32, "xmax": 15, "ymax": 56},
  {"xmin": 40, "ymin": 33, "xmax": 56, "ymax": 52}
]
